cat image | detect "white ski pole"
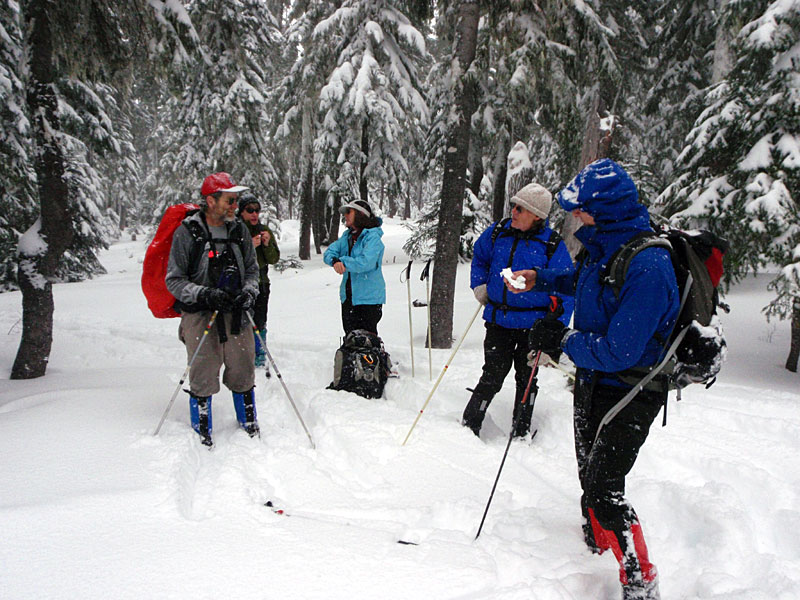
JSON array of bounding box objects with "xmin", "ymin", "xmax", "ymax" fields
[
  {"xmin": 402, "ymin": 303, "xmax": 482, "ymax": 446},
  {"xmin": 154, "ymin": 310, "xmax": 219, "ymax": 436},
  {"xmin": 247, "ymin": 313, "xmax": 315, "ymax": 449},
  {"xmin": 421, "ymin": 259, "xmax": 433, "ymax": 381},
  {"xmin": 403, "ymin": 261, "xmax": 415, "ymax": 377}
]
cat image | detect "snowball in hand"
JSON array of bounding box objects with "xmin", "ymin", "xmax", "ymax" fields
[{"xmin": 501, "ymin": 268, "xmax": 526, "ymax": 290}]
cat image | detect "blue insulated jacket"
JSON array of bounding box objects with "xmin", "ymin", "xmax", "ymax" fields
[
  {"xmin": 537, "ymin": 160, "xmax": 679, "ymax": 386},
  {"xmin": 324, "ymin": 222, "xmax": 386, "ymax": 305},
  {"xmin": 471, "ymin": 220, "xmax": 574, "ymax": 329}
]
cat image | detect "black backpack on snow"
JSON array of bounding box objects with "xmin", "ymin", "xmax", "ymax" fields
[{"xmin": 328, "ymin": 329, "xmax": 392, "ymax": 399}]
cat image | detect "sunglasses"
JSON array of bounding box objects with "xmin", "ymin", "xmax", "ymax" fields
[
  {"xmin": 511, "ymin": 204, "xmax": 525, "ymax": 213},
  {"xmin": 244, "ymin": 207, "xmax": 260, "ymax": 214},
  {"xmin": 212, "ymin": 194, "xmax": 237, "ymax": 206}
]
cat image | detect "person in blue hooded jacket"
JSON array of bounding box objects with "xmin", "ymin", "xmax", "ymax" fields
[
  {"xmin": 462, "ymin": 182, "xmax": 574, "ymax": 439},
  {"xmin": 508, "ymin": 160, "xmax": 678, "ymax": 600},
  {"xmin": 324, "ymin": 199, "xmax": 386, "ymax": 335}
]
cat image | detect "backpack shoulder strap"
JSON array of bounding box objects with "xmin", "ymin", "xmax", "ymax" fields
[
  {"xmin": 491, "ymin": 218, "xmax": 512, "ymax": 246},
  {"xmin": 544, "ymin": 229, "xmax": 562, "ymax": 263},
  {"xmin": 602, "ymin": 232, "xmax": 672, "ymax": 298}
]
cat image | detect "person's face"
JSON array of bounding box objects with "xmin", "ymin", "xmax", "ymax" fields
[
  {"xmin": 510, "ymin": 203, "xmax": 540, "ymax": 231},
  {"xmin": 242, "ymin": 203, "xmax": 260, "ymax": 225},
  {"xmin": 208, "ymin": 192, "xmax": 238, "ymax": 222},
  {"xmin": 572, "ymin": 208, "xmax": 595, "ymax": 226},
  {"xmin": 344, "ymin": 208, "xmax": 356, "ymax": 228}
]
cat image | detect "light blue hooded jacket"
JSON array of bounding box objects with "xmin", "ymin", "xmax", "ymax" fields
[{"xmin": 323, "ymin": 221, "xmax": 386, "ymax": 305}]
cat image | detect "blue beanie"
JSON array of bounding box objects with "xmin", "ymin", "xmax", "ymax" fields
[{"xmin": 556, "ymin": 159, "xmax": 640, "ymax": 223}]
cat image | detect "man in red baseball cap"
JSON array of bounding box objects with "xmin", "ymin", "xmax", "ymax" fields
[{"xmin": 165, "ymin": 172, "xmax": 260, "ymax": 447}]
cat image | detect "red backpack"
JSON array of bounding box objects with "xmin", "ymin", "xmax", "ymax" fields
[{"xmin": 141, "ymin": 203, "xmax": 199, "ymax": 318}]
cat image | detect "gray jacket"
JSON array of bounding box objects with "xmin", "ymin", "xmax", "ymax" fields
[{"xmin": 165, "ymin": 211, "xmax": 259, "ymax": 306}]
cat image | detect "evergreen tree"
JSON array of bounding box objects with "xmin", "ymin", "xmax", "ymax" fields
[
  {"xmin": 12, "ymin": 0, "xmax": 201, "ymax": 378},
  {"xmin": 155, "ymin": 0, "xmax": 282, "ymax": 211},
  {"xmin": 637, "ymin": 0, "xmax": 718, "ymax": 197},
  {"xmin": 0, "ymin": 0, "xmax": 36, "ymax": 290},
  {"xmin": 659, "ymin": 0, "xmax": 799, "ymax": 282},
  {"xmin": 660, "ymin": 0, "xmax": 800, "ymax": 370}
]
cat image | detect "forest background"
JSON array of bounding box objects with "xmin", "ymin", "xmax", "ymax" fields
[{"xmin": 1, "ymin": 0, "xmax": 798, "ymax": 379}]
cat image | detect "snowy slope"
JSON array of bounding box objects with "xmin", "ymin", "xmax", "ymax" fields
[{"xmin": 1, "ymin": 218, "xmax": 798, "ymax": 600}]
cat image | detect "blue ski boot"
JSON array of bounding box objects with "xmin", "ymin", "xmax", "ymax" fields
[
  {"xmin": 233, "ymin": 387, "xmax": 260, "ymax": 438},
  {"xmin": 189, "ymin": 395, "xmax": 213, "ymax": 448}
]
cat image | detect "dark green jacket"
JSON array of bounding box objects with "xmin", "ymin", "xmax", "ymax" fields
[{"xmin": 242, "ymin": 220, "xmax": 280, "ymax": 282}]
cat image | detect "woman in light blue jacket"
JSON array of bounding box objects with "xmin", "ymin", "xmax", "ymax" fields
[{"xmin": 323, "ymin": 199, "xmax": 386, "ymax": 335}]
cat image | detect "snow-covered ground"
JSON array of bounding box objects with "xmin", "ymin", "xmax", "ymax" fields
[{"xmin": 1, "ymin": 218, "xmax": 798, "ymax": 599}]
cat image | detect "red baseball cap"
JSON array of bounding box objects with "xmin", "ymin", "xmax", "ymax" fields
[{"xmin": 200, "ymin": 172, "xmax": 249, "ymax": 196}]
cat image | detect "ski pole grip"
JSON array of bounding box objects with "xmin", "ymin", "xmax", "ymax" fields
[{"xmin": 546, "ymin": 296, "xmax": 564, "ymax": 320}]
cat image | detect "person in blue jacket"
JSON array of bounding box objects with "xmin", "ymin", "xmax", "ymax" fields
[
  {"xmin": 462, "ymin": 182, "xmax": 574, "ymax": 439},
  {"xmin": 510, "ymin": 160, "xmax": 678, "ymax": 600},
  {"xmin": 324, "ymin": 199, "xmax": 386, "ymax": 335}
]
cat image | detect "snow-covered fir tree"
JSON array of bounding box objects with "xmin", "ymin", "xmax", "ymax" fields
[
  {"xmin": 154, "ymin": 0, "xmax": 282, "ymax": 212},
  {"xmin": 313, "ymin": 0, "xmax": 429, "ymax": 201},
  {"xmin": 641, "ymin": 0, "xmax": 718, "ymax": 194},
  {"xmin": 658, "ymin": 0, "xmax": 800, "ymax": 284},
  {"xmin": 0, "ymin": 0, "xmax": 36, "ymax": 290}
]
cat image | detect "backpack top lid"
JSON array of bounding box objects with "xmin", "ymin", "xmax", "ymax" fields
[{"xmin": 141, "ymin": 203, "xmax": 199, "ymax": 318}]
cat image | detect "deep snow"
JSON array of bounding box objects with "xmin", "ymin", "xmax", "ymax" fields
[{"xmin": 1, "ymin": 218, "xmax": 799, "ymax": 599}]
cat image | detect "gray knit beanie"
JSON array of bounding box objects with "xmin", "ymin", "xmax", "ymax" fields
[{"xmin": 511, "ymin": 183, "xmax": 552, "ymax": 219}]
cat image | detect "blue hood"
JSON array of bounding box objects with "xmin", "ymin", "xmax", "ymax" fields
[{"xmin": 556, "ymin": 159, "xmax": 646, "ymax": 226}]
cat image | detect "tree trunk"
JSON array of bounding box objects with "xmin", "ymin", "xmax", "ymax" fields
[
  {"xmin": 429, "ymin": 0, "xmax": 480, "ymax": 349},
  {"xmin": 403, "ymin": 182, "xmax": 411, "ymax": 220},
  {"xmin": 12, "ymin": 0, "xmax": 74, "ymax": 379},
  {"xmin": 492, "ymin": 130, "xmax": 510, "ymax": 222},
  {"xmin": 786, "ymin": 297, "xmax": 800, "ymax": 372},
  {"xmin": 712, "ymin": 0, "xmax": 733, "ymax": 84},
  {"xmin": 561, "ymin": 92, "xmax": 615, "ymax": 260},
  {"xmin": 312, "ymin": 178, "xmax": 326, "ymax": 254},
  {"xmin": 298, "ymin": 99, "xmax": 313, "ymax": 260},
  {"xmin": 359, "ymin": 124, "xmax": 369, "ymax": 203},
  {"xmin": 468, "ymin": 134, "xmax": 483, "ymax": 199},
  {"xmin": 326, "ymin": 190, "xmax": 341, "ymax": 244}
]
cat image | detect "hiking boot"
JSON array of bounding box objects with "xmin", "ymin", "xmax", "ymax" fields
[
  {"xmin": 462, "ymin": 393, "xmax": 490, "ymax": 437},
  {"xmin": 254, "ymin": 330, "xmax": 267, "ymax": 367},
  {"xmin": 233, "ymin": 388, "xmax": 260, "ymax": 438},
  {"xmin": 511, "ymin": 381, "xmax": 537, "ymax": 438},
  {"xmin": 582, "ymin": 521, "xmax": 602, "ymax": 554},
  {"xmin": 621, "ymin": 577, "xmax": 660, "ymax": 600},
  {"xmin": 190, "ymin": 395, "xmax": 213, "ymax": 449}
]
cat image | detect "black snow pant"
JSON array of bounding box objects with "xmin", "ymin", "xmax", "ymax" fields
[
  {"xmin": 573, "ymin": 370, "xmax": 663, "ymax": 589},
  {"xmin": 253, "ymin": 279, "xmax": 270, "ymax": 332},
  {"xmin": 341, "ymin": 300, "xmax": 383, "ymax": 336},
  {"xmin": 462, "ymin": 322, "xmax": 538, "ymax": 437}
]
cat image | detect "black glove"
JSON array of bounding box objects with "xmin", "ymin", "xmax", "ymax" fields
[
  {"xmin": 232, "ymin": 289, "xmax": 256, "ymax": 311},
  {"xmin": 528, "ymin": 318, "xmax": 568, "ymax": 356},
  {"xmin": 200, "ymin": 287, "xmax": 234, "ymax": 311}
]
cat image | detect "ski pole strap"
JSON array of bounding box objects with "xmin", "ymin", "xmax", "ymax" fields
[
  {"xmin": 591, "ymin": 325, "xmax": 688, "ymax": 447},
  {"xmin": 420, "ymin": 259, "xmax": 432, "ymax": 281},
  {"xmin": 401, "ymin": 260, "xmax": 412, "ymax": 282}
]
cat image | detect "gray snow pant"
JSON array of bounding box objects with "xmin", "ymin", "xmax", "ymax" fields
[{"xmin": 179, "ymin": 311, "xmax": 255, "ymax": 397}]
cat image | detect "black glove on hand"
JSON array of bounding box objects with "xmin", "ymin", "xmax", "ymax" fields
[
  {"xmin": 233, "ymin": 289, "xmax": 256, "ymax": 311},
  {"xmin": 201, "ymin": 287, "xmax": 233, "ymax": 312},
  {"xmin": 528, "ymin": 318, "xmax": 568, "ymax": 356}
]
